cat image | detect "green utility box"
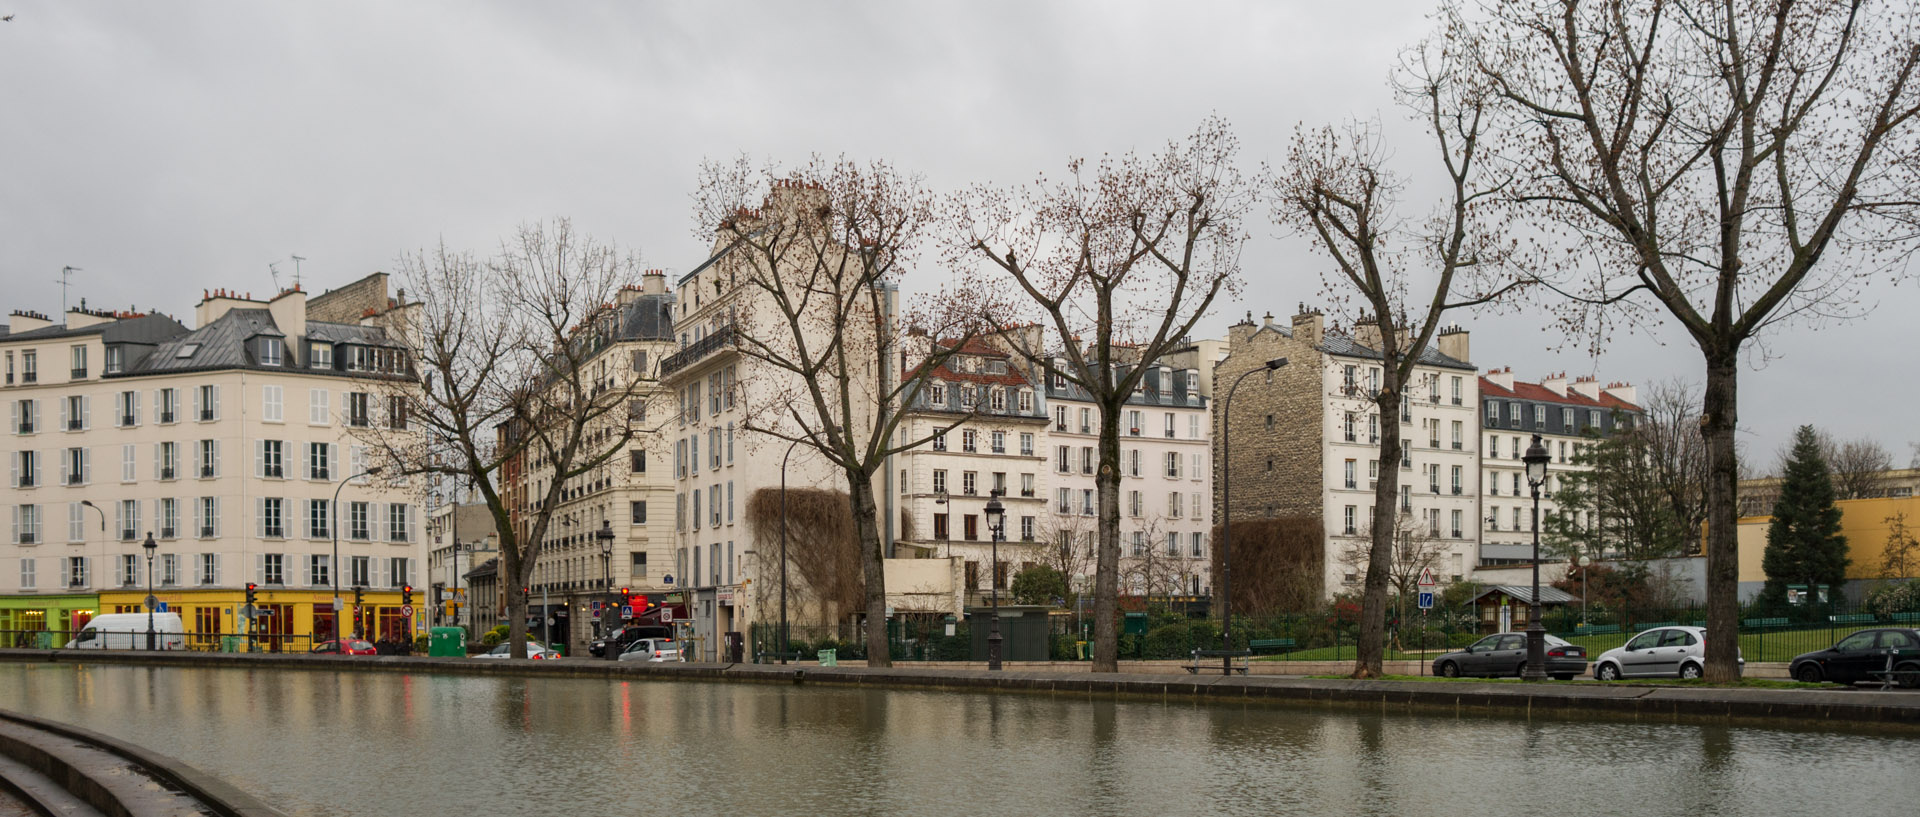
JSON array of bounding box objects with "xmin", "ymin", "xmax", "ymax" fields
[
  {"xmin": 817, "ymin": 648, "xmax": 838, "ymax": 667},
  {"xmin": 1123, "ymin": 611, "xmax": 1149, "ymax": 636},
  {"xmin": 221, "ymin": 636, "xmax": 241, "ymax": 653},
  {"xmin": 428, "ymin": 627, "xmax": 466, "ymax": 657}
]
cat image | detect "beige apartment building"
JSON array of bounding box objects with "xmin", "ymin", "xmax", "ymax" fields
[{"xmin": 1, "ymin": 275, "xmax": 424, "ymax": 646}]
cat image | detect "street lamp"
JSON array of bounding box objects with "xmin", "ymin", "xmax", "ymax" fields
[
  {"xmin": 598, "ymin": 519, "xmax": 617, "ymax": 660},
  {"xmin": 333, "ymin": 465, "xmax": 384, "ymax": 641},
  {"xmin": 983, "ymin": 489, "xmax": 1006, "ymax": 671},
  {"xmin": 1522, "ymin": 433, "xmax": 1551, "ymax": 682},
  {"xmin": 142, "ymin": 532, "xmax": 158, "ymax": 650},
  {"xmin": 778, "ymin": 439, "xmax": 800, "ymax": 664},
  {"xmin": 1220, "ymin": 357, "xmax": 1287, "ymax": 676}
]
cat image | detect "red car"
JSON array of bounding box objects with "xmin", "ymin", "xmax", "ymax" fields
[{"xmin": 312, "ymin": 638, "xmax": 378, "ymax": 655}]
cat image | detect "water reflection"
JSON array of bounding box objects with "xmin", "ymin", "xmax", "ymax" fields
[{"xmin": 1, "ymin": 664, "xmax": 1917, "ymax": 817}]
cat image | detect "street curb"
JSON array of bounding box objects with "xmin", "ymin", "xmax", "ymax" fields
[{"xmin": 1, "ymin": 648, "xmax": 1911, "ymax": 733}]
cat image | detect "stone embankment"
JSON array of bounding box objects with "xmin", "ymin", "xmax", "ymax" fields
[{"xmin": 0, "ymin": 705, "xmax": 286, "ymax": 817}]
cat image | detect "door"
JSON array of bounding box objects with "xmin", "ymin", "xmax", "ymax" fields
[
  {"xmin": 1461, "ymin": 635, "xmax": 1503, "ymax": 675},
  {"xmin": 1617, "ymin": 630, "xmax": 1665, "ymax": 677},
  {"xmin": 1491, "ymin": 634, "xmax": 1528, "ymax": 676},
  {"xmin": 1828, "ymin": 630, "xmax": 1881, "ymax": 682},
  {"xmin": 1654, "ymin": 629, "xmax": 1698, "ymax": 676}
]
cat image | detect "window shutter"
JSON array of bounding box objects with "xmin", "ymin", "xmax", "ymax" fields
[
  {"xmin": 9, "ymin": 505, "xmax": 16, "ymax": 544},
  {"xmin": 211, "ymin": 385, "xmax": 221, "ymax": 421},
  {"xmin": 152, "ymin": 443, "xmax": 161, "ymax": 479},
  {"xmin": 81, "ymin": 449, "xmax": 91, "ymax": 483},
  {"xmin": 330, "ymin": 445, "xmax": 340, "ymax": 482},
  {"xmin": 407, "ymin": 504, "xmax": 418, "ymax": 542},
  {"xmin": 9, "ymin": 400, "xmax": 16, "ymax": 432},
  {"xmin": 32, "ymin": 452, "xmax": 41, "ymax": 487},
  {"xmin": 9, "ymin": 452, "xmax": 16, "ymax": 488},
  {"xmin": 255, "ymin": 440, "xmax": 265, "ymax": 478},
  {"xmin": 370, "ymin": 503, "xmax": 384, "ymax": 542},
  {"xmin": 81, "ymin": 396, "xmax": 90, "ymax": 429},
  {"xmin": 372, "ymin": 556, "xmax": 384, "ymax": 589},
  {"xmin": 300, "ymin": 555, "xmax": 310, "ymax": 587},
  {"xmin": 60, "ymin": 398, "xmax": 69, "ymax": 429},
  {"xmin": 256, "ymin": 497, "xmax": 266, "ymax": 538},
  {"xmin": 211, "ymin": 440, "xmax": 219, "ymax": 477},
  {"xmin": 210, "ymin": 498, "xmax": 220, "ymax": 538},
  {"xmin": 133, "ymin": 391, "xmax": 141, "ymax": 423},
  {"xmin": 256, "ymin": 554, "xmax": 265, "ymax": 585}
]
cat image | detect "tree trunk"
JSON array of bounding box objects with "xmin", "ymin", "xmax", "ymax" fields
[
  {"xmin": 1354, "ymin": 387, "xmax": 1402, "ymax": 678},
  {"xmin": 1092, "ymin": 403, "xmax": 1123, "ymax": 672},
  {"xmin": 848, "ymin": 469, "xmax": 891, "ymax": 668},
  {"xmin": 505, "ymin": 551, "xmax": 528, "ymax": 660},
  {"xmin": 1701, "ymin": 353, "xmax": 1741, "ymax": 682}
]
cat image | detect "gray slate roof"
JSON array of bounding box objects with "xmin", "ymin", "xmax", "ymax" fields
[
  {"xmin": 3, "ymin": 312, "xmax": 189, "ymax": 345},
  {"xmin": 1474, "ymin": 585, "xmax": 1582, "ymax": 606},
  {"xmin": 614, "ymin": 294, "xmax": 673, "ymax": 341},
  {"xmin": 120, "ymin": 308, "xmax": 405, "ymax": 379},
  {"xmin": 1318, "ymin": 332, "xmax": 1475, "ymax": 371}
]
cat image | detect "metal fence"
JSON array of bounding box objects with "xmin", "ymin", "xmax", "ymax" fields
[{"xmin": 0, "ymin": 629, "xmax": 420, "ymax": 655}]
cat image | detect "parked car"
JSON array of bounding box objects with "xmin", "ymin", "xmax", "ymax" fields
[
  {"xmin": 1788, "ymin": 628, "xmax": 1920, "ymax": 687},
  {"xmin": 1432, "ymin": 633, "xmax": 1588, "ymax": 680},
  {"xmin": 64, "ymin": 613, "xmax": 188, "ymax": 650},
  {"xmin": 1592, "ymin": 626, "xmax": 1742, "ymax": 680},
  {"xmin": 590, "ymin": 625, "xmax": 672, "ymax": 658},
  {"xmin": 617, "ymin": 638, "xmax": 683, "ymax": 663},
  {"xmin": 311, "ymin": 638, "xmax": 378, "ymax": 655},
  {"xmin": 476, "ymin": 642, "xmax": 561, "ymax": 660}
]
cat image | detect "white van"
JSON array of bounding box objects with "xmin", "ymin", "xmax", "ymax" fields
[{"xmin": 65, "ymin": 613, "xmax": 188, "ymax": 650}]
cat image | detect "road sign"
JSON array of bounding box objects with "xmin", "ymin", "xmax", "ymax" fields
[
  {"xmin": 332, "ymin": 597, "xmax": 344, "ymax": 611},
  {"xmin": 1417, "ymin": 567, "xmax": 1437, "ymax": 589},
  {"xmin": 591, "ymin": 600, "xmax": 603, "ymax": 615},
  {"xmin": 620, "ymin": 605, "xmax": 634, "ymax": 618},
  {"xmin": 661, "ymin": 608, "xmax": 673, "ymax": 623},
  {"xmin": 145, "ymin": 594, "xmax": 159, "ymax": 610},
  {"xmin": 239, "ymin": 603, "xmax": 256, "ymax": 619},
  {"xmin": 1418, "ymin": 592, "xmax": 1435, "ymax": 610},
  {"xmin": 157, "ymin": 601, "xmax": 168, "ymax": 613},
  {"xmin": 401, "ymin": 604, "xmax": 414, "ymax": 617}
]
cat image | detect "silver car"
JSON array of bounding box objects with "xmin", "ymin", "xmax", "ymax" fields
[
  {"xmin": 617, "ymin": 638, "xmax": 683, "ymax": 662},
  {"xmin": 1592, "ymin": 626, "xmax": 1742, "ymax": 680}
]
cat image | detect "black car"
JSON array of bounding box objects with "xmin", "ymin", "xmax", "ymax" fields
[
  {"xmin": 589, "ymin": 624, "xmax": 672, "ymax": 658},
  {"xmin": 1432, "ymin": 632, "xmax": 1589, "ymax": 680},
  {"xmin": 1789, "ymin": 628, "xmax": 1920, "ymax": 687}
]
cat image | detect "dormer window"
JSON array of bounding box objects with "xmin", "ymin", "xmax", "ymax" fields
[
  {"xmin": 175, "ymin": 344, "xmax": 199, "ymax": 359},
  {"xmin": 258, "ymin": 339, "xmax": 281, "ymax": 366},
  {"xmin": 309, "ymin": 343, "xmax": 333, "ymax": 369},
  {"xmin": 104, "ymin": 346, "xmax": 124, "ymax": 374}
]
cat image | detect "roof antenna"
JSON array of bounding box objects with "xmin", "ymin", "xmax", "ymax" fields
[
  {"xmin": 58, "ymin": 266, "xmax": 83, "ymax": 316},
  {"xmin": 268, "ymin": 261, "xmax": 282, "ymax": 291},
  {"xmin": 290, "ymin": 254, "xmax": 307, "ymax": 290}
]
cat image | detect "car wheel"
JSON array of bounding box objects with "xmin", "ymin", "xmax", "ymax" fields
[
  {"xmin": 1679, "ymin": 662, "xmax": 1703, "ymax": 680},
  {"xmin": 1515, "ymin": 662, "xmax": 1528, "ymax": 678},
  {"xmin": 1794, "ymin": 663, "xmax": 1824, "ymax": 684},
  {"xmin": 1896, "ymin": 662, "xmax": 1920, "ymax": 690},
  {"xmin": 1439, "ymin": 661, "xmax": 1460, "ymax": 678},
  {"xmin": 1597, "ymin": 663, "xmax": 1621, "ymax": 682}
]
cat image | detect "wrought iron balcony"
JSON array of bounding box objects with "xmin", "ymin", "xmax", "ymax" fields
[{"xmin": 659, "ymin": 325, "xmax": 733, "ymax": 378}]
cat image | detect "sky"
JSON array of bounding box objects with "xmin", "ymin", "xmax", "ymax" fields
[{"xmin": 2, "ymin": 1, "xmax": 1915, "ymax": 469}]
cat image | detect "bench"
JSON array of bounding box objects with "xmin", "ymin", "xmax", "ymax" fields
[
  {"xmin": 1743, "ymin": 617, "xmax": 1789, "ymax": 628},
  {"xmin": 1574, "ymin": 624, "xmax": 1621, "ymax": 635},
  {"xmin": 1185, "ymin": 648, "xmax": 1251, "ymax": 675},
  {"xmin": 1829, "ymin": 613, "xmax": 1876, "ymax": 625},
  {"xmin": 1893, "ymin": 612, "xmax": 1920, "ymax": 624},
  {"xmin": 1248, "ymin": 638, "xmax": 1297, "ymax": 655}
]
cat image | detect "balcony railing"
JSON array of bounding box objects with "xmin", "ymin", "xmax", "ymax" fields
[
  {"xmin": 659, "ymin": 325, "xmax": 733, "ymax": 378},
  {"xmin": 17, "ymin": 422, "xmax": 32, "ymax": 434}
]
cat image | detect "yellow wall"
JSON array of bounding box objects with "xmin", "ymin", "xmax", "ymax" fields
[
  {"xmin": 96, "ymin": 588, "xmax": 415, "ymax": 643},
  {"xmin": 1736, "ymin": 496, "xmax": 1920, "ymax": 583}
]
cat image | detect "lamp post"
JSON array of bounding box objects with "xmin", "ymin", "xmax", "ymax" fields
[
  {"xmin": 142, "ymin": 532, "xmax": 158, "ymax": 650},
  {"xmin": 332, "ymin": 465, "xmax": 384, "ymax": 641},
  {"xmin": 598, "ymin": 519, "xmax": 617, "ymax": 660},
  {"xmin": 983, "ymin": 490, "xmax": 1006, "ymax": 671},
  {"xmin": 1522, "ymin": 433, "xmax": 1551, "ymax": 682},
  {"xmin": 779, "ymin": 439, "xmax": 800, "ymax": 664},
  {"xmin": 1220, "ymin": 357, "xmax": 1287, "ymax": 676}
]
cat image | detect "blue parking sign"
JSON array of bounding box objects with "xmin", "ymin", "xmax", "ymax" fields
[{"xmin": 1417, "ymin": 592, "xmax": 1434, "ymax": 610}]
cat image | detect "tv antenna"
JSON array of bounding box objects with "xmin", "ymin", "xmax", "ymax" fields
[
  {"xmin": 290, "ymin": 254, "xmax": 307, "ymax": 290},
  {"xmin": 57, "ymin": 266, "xmax": 83, "ymax": 316},
  {"xmin": 268, "ymin": 261, "xmax": 282, "ymax": 291}
]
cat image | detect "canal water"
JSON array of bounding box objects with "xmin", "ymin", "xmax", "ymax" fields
[{"xmin": 1, "ymin": 664, "xmax": 1916, "ymax": 817}]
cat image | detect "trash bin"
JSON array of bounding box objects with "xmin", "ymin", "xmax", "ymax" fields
[
  {"xmin": 428, "ymin": 627, "xmax": 465, "ymax": 658},
  {"xmin": 1123, "ymin": 611, "xmax": 1149, "ymax": 636},
  {"xmin": 817, "ymin": 648, "xmax": 838, "ymax": 667},
  {"xmin": 1076, "ymin": 640, "xmax": 1089, "ymax": 660}
]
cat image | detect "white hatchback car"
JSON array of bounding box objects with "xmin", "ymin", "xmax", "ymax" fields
[
  {"xmin": 618, "ymin": 638, "xmax": 683, "ymax": 662},
  {"xmin": 477, "ymin": 642, "xmax": 561, "ymax": 660},
  {"xmin": 1592, "ymin": 626, "xmax": 1742, "ymax": 680}
]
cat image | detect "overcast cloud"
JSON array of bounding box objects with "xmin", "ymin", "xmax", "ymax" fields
[{"xmin": 3, "ymin": 1, "xmax": 1914, "ymax": 468}]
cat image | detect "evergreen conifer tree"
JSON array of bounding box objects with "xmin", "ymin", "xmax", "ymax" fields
[{"xmin": 1756, "ymin": 425, "xmax": 1850, "ymax": 611}]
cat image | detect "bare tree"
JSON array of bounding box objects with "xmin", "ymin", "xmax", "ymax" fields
[
  {"xmin": 1883, "ymin": 511, "xmax": 1920, "ymax": 580},
  {"xmin": 693, "ymin": 157, "xmax": 986, "ymax": 667},
  {"xmin": 1272, "ymin": 40, "xmax": 1523, "ymax": 677},
  {"xmin": 1640, "ymin": 380, "xmax": 1709, "ymax": 545},
  {"xmin": 1337, "ymin": 513, "xmax": 1453, "ymax": 630},
  {"xmin": 1455, "ymin": 0, "xmax": 1920, "ymax": 681},
  {"xmin": 1821, "ymin": 432, "xmax": 1895, "ymax": 500},
  {"xmin": 362, "ymin": 221, "xmax": 655, "ymax": 659},
  {"xmin": 952, "ymin": 118, "xmax": 1255, "ymax": 672}
]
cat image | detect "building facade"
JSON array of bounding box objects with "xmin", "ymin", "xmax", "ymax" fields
[
  {"xmin": 1475, "ymin": 369, "xmax": 1642, "ymax": 565},
  {"xmin": 2, "ymin": 275, "xmax": 424, "ymax": 647}
]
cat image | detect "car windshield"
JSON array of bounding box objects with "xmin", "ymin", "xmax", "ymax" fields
[
  {"xmin": 1544, "ymin": 635, "xmax": 1571, "ymax": 647},
  {"xmin": 1470, "ymin": 636, "xmax": 1500, "ymax": 651}
]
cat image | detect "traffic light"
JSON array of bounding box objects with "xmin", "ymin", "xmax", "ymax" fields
[
  {"xmin": 620, "ymin": 587, "xmax": 629, "ymax": 597},
  {"xmin": 402, "ymin": 584, "xmax": 413, "ymax": 607},
  {"xmin": 354, "ymin": 587, "xmax": 364, "ymax": 607},
  {"xmin": 244, "ymin": 582, "xmax": 257, "ymax": 607}
]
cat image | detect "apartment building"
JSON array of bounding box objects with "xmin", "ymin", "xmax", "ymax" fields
[
  {"xmin": 1042, "ymin": 341, "xmax": 1218, "ymax": 600},
  {"xmin": 1476, "ymin": 369, "xmax": 1642, "ymax": 564},
  {"xmin": 1214, "ymin": 308, "xmax": 1480, "ymax": 600},
  {"xmin": 511, "ymin": 275, "xmax": 679, "ymax": 651},
  {"xmin": 892, "ymin": 335, "xmax": 1048, "ymax": 609},
  {"xmin": 1, "ymin": 275, "xmax": 423, "ymax": 645}
]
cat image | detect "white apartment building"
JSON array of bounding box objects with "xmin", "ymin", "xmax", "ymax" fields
[
  {"xmin": 893, "ymin": 335, "xmax": 1049, "ymax": 610},
  {"xmin": 1043, "ymin": 343, "xmax": 1217, "ymax": 601},
  {"xmin": 1476, "ymin": 369, "xmax": 1642, "ymax": 565},
  {"xmin": 1, "ymin": 275, "xmax": 424, "ymax": 645}
]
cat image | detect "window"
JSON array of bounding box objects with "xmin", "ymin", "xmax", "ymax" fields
[
  {"xmin": 197, "ymin": 497, "xmax": 217, "ymax": 538},
  {"xmin": 117, "ymin": 391, "xmax": 138, "ymax": 427},
  {"xmin": 350, "ymin": 502, "xmax": 370, "ymax": 540},
  {"xmin": 1018, "ymin": 390, "xmax": 1032, "ymax": 413},
  {"xmin": 1451, "ymin": 509, "xmax": 1463, "ymax": 538},
  {"xmin": 116, "ymin": 445, "xmax": 135, "ymax": 482},
  {"xmin": 158, "ymin": 498, "xmax": 177, "ymax": 539},
  {"xmin": 197, "ymin": 553, "xmax": 217, "ymax": 585},
  {"xmin": 932, "ymin": 513, "xmax": 949, "ymax": 540},
  {"xmin": 259, "ymin": 338, "xmax": 281, "ymax": 366},
  {"xmin": 104, "ymin": 346, "xmax": 124, "ymax": 374},
  {"xmin": 1589, "ymin": 409, "xmax": 1602, "ymax": 427},
  {"xmin": 307, "ymin": 499, "xmax": 330, "ymax": 539},
  {"xmin": 1058, "ymin": 487, "xmax": 1070, "ymax": 514},
  {"xmin": 1020, "ymin": 473, "xmax": 1034, "ymax": 497},
  {"xmin": 930, "ymin": 383, "xmax": 946, "ymax": 406},
  {"xmin": 1081, "ymin": 447, "xmax": 1094, "ymax": 475},
  {"xmin": 1164, "ymin": 412, "xmax": 1176, "ymax": 438},
  {"xmin": 308, "ymin": 554, "xmax": 329, "ymax": 586},
  {"xmin": 1128, "ymin": 490, "xmax": 1143, "ymax": 517},
  {"xmin": 1129, "ymin": 449, "xmax": 1140, "ymax": 477},
  {"xmin": 1507, "ymin": 402, "xmax": 1521, "ymax": 428},
  {"xmin": 70, "ymin": 345, "xmax": 88, "ymax": 379},
  {"xmin": 64, "ymin": 395, "xmax": 86, "ymax": 431},
  {"xmin": 67, "ymin": 555, "xmax": 88, "ymax": 587},
  {"xmin": 387, "ymin": 397, "xmax": 408, "ymax": 430},
  {"xmin": 1533, "ymin": 404, "xmax": 1545, "ymax": 426},
  {"xmin": 1192, "ymin": 532, "xmax": 1205, "ymax": 558},
  {"xmin": 1488, "ymin": 435, "xmax": 1498, "ymax": 458},
  {"xmin": 260, "ymin": 498, "xmax": 285, "ymax": 538},
  {"xmin": 932, "ymin": 470, "xmax": 948, "ymax": 494},
  {"xmin": 261, "ymin": 439, "xmax": 284, "ymax": 478},
  {"xmin": 989, "ymin": 388, "xmax": 1006, "ymax": 412},
  {"xmin": 1165, "ymin": 452, "xmax": 1180, "ymax": 478},
  {"xmin": 1081, "ymin": 489, "xmax": 1094, "ymax": 515},
  {"xmin": 1055, "ymin": 445, "xmax": 1068, "ymax": 472},
  {"xmin": 963, "ymin": 514, "xmax": 979, "ymax": 541},
  {"xmin": 196, "ymin": 384, "xmax": 217, "ymax": 421},
  {"xmin": 1369, "ymin": 414, "xmax": 1379, "ymax": 443},
  {"xmin": 1343, "ymin": 412, "xmax": 1355, "ymax": 442},
  {"xmin": 1451, "ymin": 465, "xmax": 1462, "ymax": 495},
  {"xmin": 962, "ymin": 430, "xmax": 977, "ymax": 453},
  {"xmin": 1343, "ymin": 505, "xmax": 1356, "ymax": 534},
  {"xmin": 1019, "ymin": 433, "xmax": 1034, "ymax": 456},
  {"xmin": 1343, "ymin": 365, "xmax": 1357, "ymax": 394},
  {"xmin": 1451, "ymin": 420, "xmax": 1463, "ymax": 450},
  {"xmin": 13, "ymin": 398, "xmax": 37, "ymax": 433},
  {"xmin": 20, "ymin": 351, "xmax": 35, "ymax": 383},
  {"xmin": 631, "ymin": 501, "xmax": 648, "ymax": 525},
  {"xmin": 1078, "ymin": 408, "xmax": 1091, "ymax": 433},
  {"xmin": 13, "ymin": 503, "xmax": 41, "ymax": 544},
  {"xmin": 1169, "ymin": 492, "xmax": 1183, "ymax": 518},
  {"xmin": 388, "ymin": 504, "xmax": 411, "ymax": 541},
  {"xmin": 348, "ymin": 392, "xmax": 370, "ymax": 427},
  {"xmin": 932, "ymin": 431, "xmax": 947, "ymax": 452},
  {"xmin": 64, "ymin": 446, "xmax": 87, "ymax": 485},
  {"xmin": 308, "ymin": 442, "xmax": 331, "ymax": 480},
  {"xmin": 991, "ymin": 430, "xmax": 1006, "ymax": 454},
  {"xmin": 1054, "ymin": 405, "xmax": 1068, "ymax": 432},
  {"xmin": 1344, "ymin": 459, "xmax": 1356, "ymax": 489}
]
